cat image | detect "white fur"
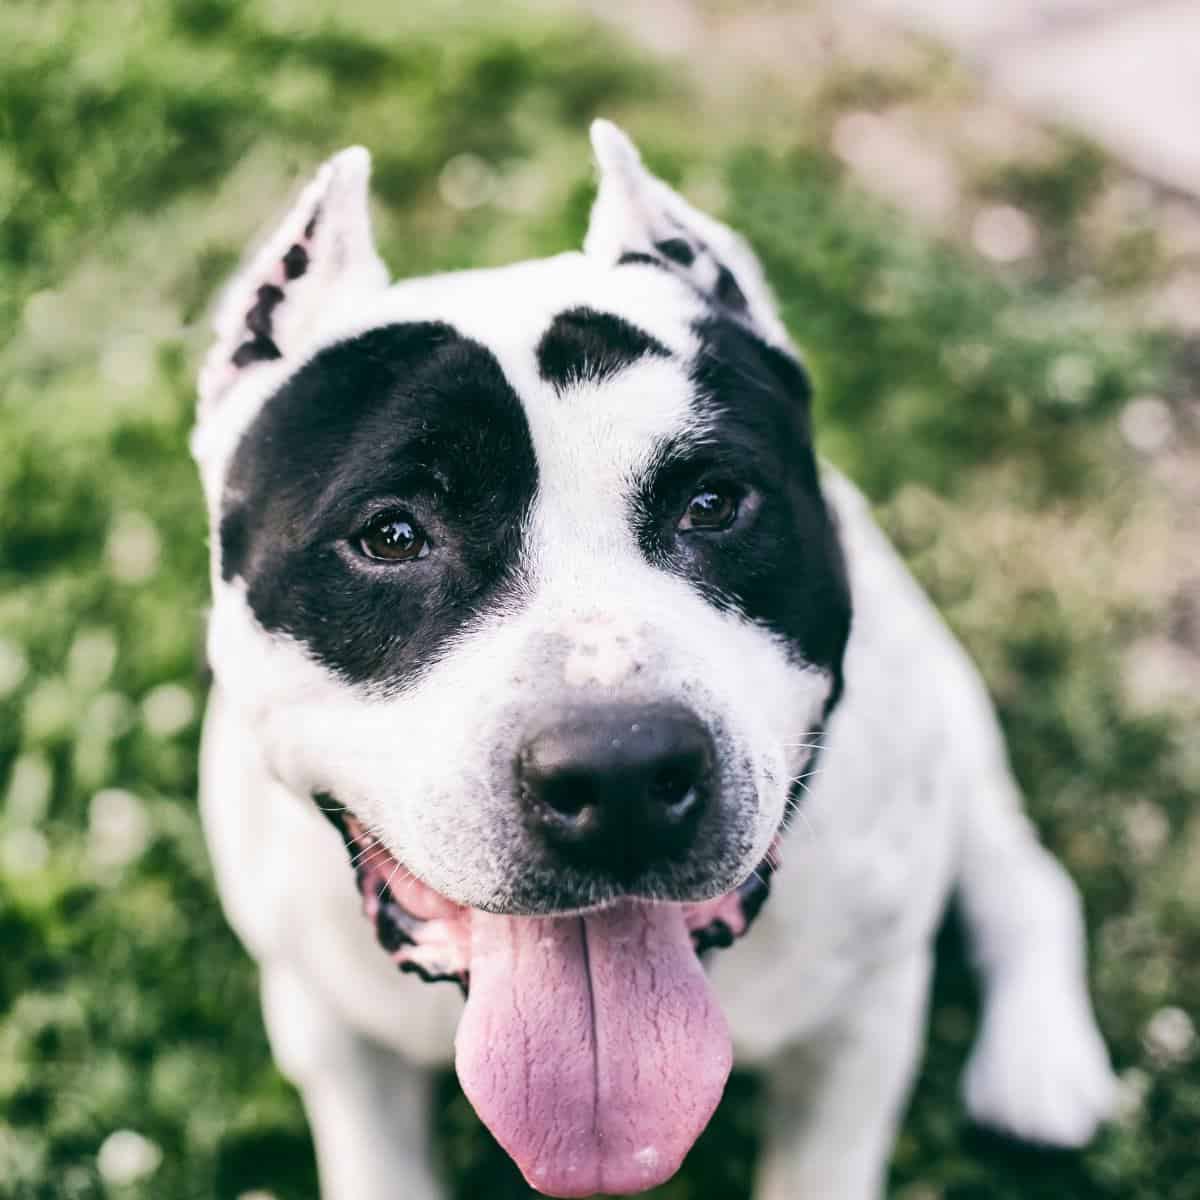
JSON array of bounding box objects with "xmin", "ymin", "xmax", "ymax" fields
[{"xmin": 194, "ymin": 125, "xmax": 1115, "ymax": 1199}]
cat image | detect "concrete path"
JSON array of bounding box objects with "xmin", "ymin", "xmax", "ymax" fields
[{"xmin": 865, "ymin": 0, "xmax": 1200, "ymax": 196}]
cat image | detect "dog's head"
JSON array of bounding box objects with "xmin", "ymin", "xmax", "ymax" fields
[{"xmin": 194, "ymin": 122, "xmax": 850, "ymax": 1195}]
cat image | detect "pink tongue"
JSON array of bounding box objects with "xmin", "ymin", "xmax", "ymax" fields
[{"xmin": 456, "ymin": 903, "xmax": 732, "ymax": 1198}]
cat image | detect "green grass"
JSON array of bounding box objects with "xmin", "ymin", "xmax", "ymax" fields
[{"xmin": 1, "ymin": 2, "xmax": 1197, "ymax": 1198}]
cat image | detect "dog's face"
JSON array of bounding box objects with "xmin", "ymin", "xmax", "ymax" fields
[{"xmin": 194, "ymin": 123, "xmax": 849, "ymax": 921}]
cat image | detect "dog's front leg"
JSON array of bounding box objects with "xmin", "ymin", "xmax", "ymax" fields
[
  {"xmin": 754, "ymin": 950, "xmax": 932, "ymax": 1200},
  {"xmin": 261, "ymin": 965, "xmax": 444, "ymax": 1200},
  {"xmin": 957, "ymin": 770, "xmax": 1115, "ymax": 1146}
]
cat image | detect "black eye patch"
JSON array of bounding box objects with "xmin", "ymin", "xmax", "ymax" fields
[
  {"xmin": 536, "ymin": 306, "xmax": 670, "ymax": 394},
  {"xmin": 633, "ymin": 317, "xmax": 849, "ymax": 692},
  {"xmin": 219, "ymin": 322, "xmax": 538, "ymax": 688}
]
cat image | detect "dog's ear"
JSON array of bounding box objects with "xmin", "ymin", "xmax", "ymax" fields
[
  {"xmin": 197, "ymin": 146, "xmax": 389, "ymax": 416},
  {"xmin": 584, "ymin": 120, "xmax": 791, "ymax": 348}
]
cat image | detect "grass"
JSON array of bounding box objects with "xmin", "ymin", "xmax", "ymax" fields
[{"xmin": 1, "ymin": 2, "xmax": 1197, "ymax": 1198}]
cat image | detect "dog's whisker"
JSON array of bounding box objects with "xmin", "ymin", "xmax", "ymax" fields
[
  {"xmin": 377, "ymin": 856, "xmax": 417, "ymax": 902},
  {"xmin": 779, "ymin": 799, "xmax": 818, "ymax": 841},
  {"xmin": 313, "ymin": 799, "xmax": 351, "ymax": 813},
  {"xmin": 349, "ymin": 842, "xmax": 394, "ymax": 870},
  {"xmin": 789, "ymin": 770, "xmax": 823, "ymax": 783},
  {"xmin": 346, "ymin": 834, "xmax": 383, "ymax": 862},
  {"xmin": 377, "ymin": 859, "xmax": 402, "ymax": 902}
]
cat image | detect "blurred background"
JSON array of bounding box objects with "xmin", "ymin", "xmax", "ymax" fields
[{"xmin": 1, "ymin": 1, "xmax": 1198, "ymax": 1197}]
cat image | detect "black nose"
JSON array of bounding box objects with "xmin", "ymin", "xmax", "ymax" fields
[{"xmin": 516, "ymin": 704, "xmax": 714, "ymax": 878}]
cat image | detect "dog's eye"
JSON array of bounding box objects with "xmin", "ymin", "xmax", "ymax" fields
[
  {"xmin": 679, "ymin": 486, "xmax": 739, "ymax": 532},
  {"xmin": 355, "ymin": 511, "xmax": 430, "ymax": 562}
]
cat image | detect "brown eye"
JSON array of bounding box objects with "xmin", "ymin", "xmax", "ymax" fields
[
  {"xmin": 355, "ymin": 512, "xmax": 429, "ymax": 562},
  {"xmin": 679, "ymin": 486, "xmax": 739, "ymax": 532}
]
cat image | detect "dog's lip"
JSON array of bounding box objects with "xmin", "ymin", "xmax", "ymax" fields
[
  {"xmin": 315, "ymin": 795, "xmax": 775, "ymax": 989},
  {"xmin": 320, "ymin": 804, "xmax": 472, "ymax": 988}
]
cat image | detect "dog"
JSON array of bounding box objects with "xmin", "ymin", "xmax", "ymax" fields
[{"xmin": 191, "ymin": 121, "xmax": 1116, "ymax": 1199}]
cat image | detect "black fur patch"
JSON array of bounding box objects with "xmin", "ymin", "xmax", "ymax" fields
[
  {"xmin": 654, "ymin": 237, "xmax": 695, "ymax": 266},
  {"xmin": 245, "ymin": 284, "xmax": 284, "ymax": 338},
  {"xmin": 632, "ymin": 317, "xmax": 850, "ymax": 689},
  {"xmin": 536, "ymin": 306, "xmax": 670, "ymax": 394},
  {"xmin": 282, "ymin": 243, "xmax": 309, "ymax": 280},
  {"xmin": 220, "ymin": 322, "xmax": 538, "ymax": 687},
  {"xmin": 691, "ymin": 919, "xmax": 734, "ymax": 954},
  {"xmin": 231, "ymin": 335, "xmax": 282, "ymax": 366},
  {"xmin": 735, "ymin": 857, "xmax": 774, "ymax": 926},
  {"xmin": 714, "ymin": 263, "xmax": 748, "ymax": 312}
]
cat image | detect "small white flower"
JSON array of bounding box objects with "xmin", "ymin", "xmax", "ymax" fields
[
  {"xmin": 88, "ymin": 789, "xmax": 150, "ymax": 871},
  {"xmin": 1143, "ymin": 1006, "xmax": 1196, "ymax": 1067},
  {"xmin": 972, "ymin": 204, "xmax": 1037, "ymax": 263},
  {"xmin": 106, "ymin": 512, "xmax": 161, "ymax": 583},
  {"xmin": 96, "ymin": 1130, "xmax": 162, "ymax": 1185},
  {"xmin": 3, "ymin": 753, "xmax": 53, "ymax": 824},
  {"xmin": 67, "ymin": 628, "xmax": 118, "ymax": 691},
  {"xmin": 1120, "ymin": 395, "xmax": 1173, "ymax": 455},
  {"xmin": 141, "ymin": 683, "xmax": 196, "ymax": 737},
  {"xmin": 439, "ymin": 153, "xmax": 497, "ymax": 210}
]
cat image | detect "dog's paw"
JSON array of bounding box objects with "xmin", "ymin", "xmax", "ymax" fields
[{"xmin": 963, "ymin": 969, "xmax": 1117, "ymax": 1148}]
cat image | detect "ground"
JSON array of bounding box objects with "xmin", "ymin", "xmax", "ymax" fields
[{"xmin": 0, "ymin": 2, "xmax": 1198, "ymax": 1198}]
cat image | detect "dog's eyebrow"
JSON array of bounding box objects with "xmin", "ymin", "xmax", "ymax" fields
[{"xmin": 536, "ymin": 306, "xmax": 670, "ymax": 395}]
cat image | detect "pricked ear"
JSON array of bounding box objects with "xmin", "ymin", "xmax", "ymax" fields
[
  {"xmin": 198, "ymin": 146, "xmax": 389, "ymax": 415},
  {"xmin": 585, "ymin": 120, "xmax": 791, "ymax": 348}
]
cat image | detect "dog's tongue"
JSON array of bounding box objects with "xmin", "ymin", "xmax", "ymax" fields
[{"xmin": 456, "ymin": 902, "xmax": 731, "ymax": 1198}]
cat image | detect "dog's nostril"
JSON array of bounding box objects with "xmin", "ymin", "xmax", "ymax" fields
[
  {"xmin": 516, "ymin": 703, "xmax": 714, "ymax": 876},
  {"xmin": 649, "ymin": 763, "xmax": 701, "ymax": 811},
  {"xmin": 540, "ymin": 776, "xmax": 594, "ymax": 819}
]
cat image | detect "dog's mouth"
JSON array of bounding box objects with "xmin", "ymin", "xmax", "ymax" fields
[{"xmin": 319, "ymin": 800, "xmax": 775, "ymax": 1198}]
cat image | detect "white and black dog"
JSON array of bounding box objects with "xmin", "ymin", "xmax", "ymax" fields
[{"xmin": 192, "ymin": 122, "xmax": 1116, "ymax": 1199}]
